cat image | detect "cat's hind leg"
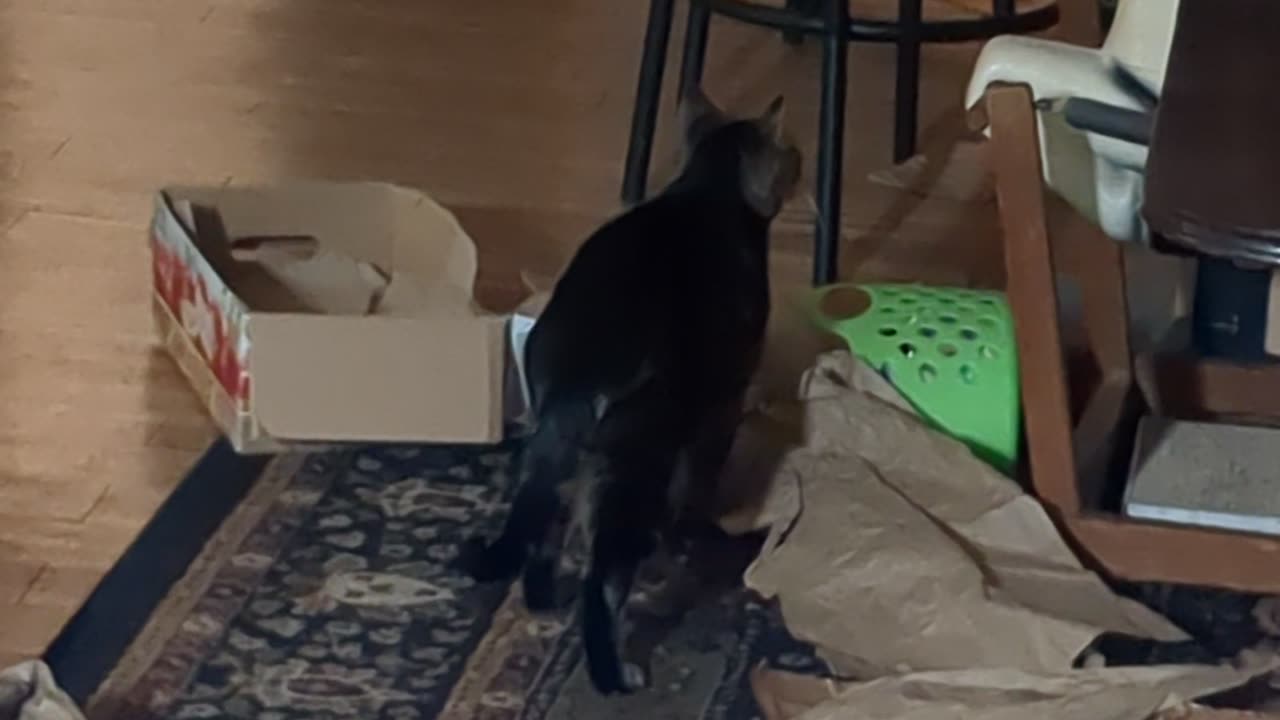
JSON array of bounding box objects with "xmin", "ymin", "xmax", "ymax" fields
[
  {"xmin": 460, "ymin": 475, "xmax": 558, "ymax": 583},
  {"xmin": 626, "ymin": 396, "xmax": 743, "ymax": 622},
  {"xmin": 461, "ymin": 426, "xmax": 575, "ymax": 584},
  {"xmin": 520, "ymin": 497, "xmax": 573, "ymax": 611},
  {"xmin": 521, "ymin": 451, "xmax": 601, "ymax": 611},
  {"xmin": 579, "ymin": 465, "xmax": 669, "ymax": 695},
  {"xmin": 581, "ymin": 527, "xmax": 651, "ymax": 694},
  {"xmin": 673, "ymin": 393, "xmax": 744, "ymax": 531}
]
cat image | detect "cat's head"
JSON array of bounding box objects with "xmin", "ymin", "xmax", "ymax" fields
[{"xmin": 678, "ymin": 87, "xmax": 802, "ymax": 218}]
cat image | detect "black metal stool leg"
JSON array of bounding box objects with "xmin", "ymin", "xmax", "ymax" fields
[
  {"xmin": 893, "ymin": 0, "xmax": 922, "ymax": 163},
  {"xmin": 679, "ymin": 1, "xmax": 711, "ymax": 97},
  {"xmin": 622, "ymin": 0, "xmax": 676, "ymax": 205},
  {"xmin": 813, "ymin": 0, "xmax": 848, "ymax": 285},
  {"xmin": 783, "ymin": 0, "xmax": 819, "ymax": 44}
]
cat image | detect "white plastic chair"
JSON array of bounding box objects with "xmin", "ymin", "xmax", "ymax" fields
[{"xmin": 964, "ymin": 0, "xmax": 1180, "ymax": 245}]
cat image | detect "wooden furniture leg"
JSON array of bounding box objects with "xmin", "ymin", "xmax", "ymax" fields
[
  {"xmin": 980, "ymin": 81, "xmax": 1280, "ymax": 593},
  {"xmin": 985, "ymin": 82, "xmax": 1081, "ymax": 514}
]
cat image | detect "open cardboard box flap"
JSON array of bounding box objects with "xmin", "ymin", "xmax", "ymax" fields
[{"xmin": 161, "ymin": 181, "xmax": 507, "ymax": 444}]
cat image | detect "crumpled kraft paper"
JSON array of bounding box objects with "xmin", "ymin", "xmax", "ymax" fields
[
  {"xmin": 726, "ymin": 350, "xmax": 1189, "ymax": 678},
  {"xmin": 0, "ymin": 661, "xmax": 86, "ymax": 720},
  {"xmin": 749, "ymin": 662, "xmax": 1278, "ymax": 720}
]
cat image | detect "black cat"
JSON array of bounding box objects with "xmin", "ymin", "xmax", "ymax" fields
[{"xmin": 463, "ymin": 88, "xmax": 801, "ymax": 695}]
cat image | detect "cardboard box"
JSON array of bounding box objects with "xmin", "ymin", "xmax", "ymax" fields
[{"xmin": 150, "ymin": 181, "xmax": 530, "ymax": 453}]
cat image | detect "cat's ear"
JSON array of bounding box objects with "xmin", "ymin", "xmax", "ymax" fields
[
  {"xmin": 755, "ymin": 95, "xmax": 786, "ymax": 143},
  {"xmin": 740, "ymin": 95, "xmax": 799, "ymax": 216},
  {"xmin": 678, "ymin": 84, "xmax": 725, "ymax": 146}
]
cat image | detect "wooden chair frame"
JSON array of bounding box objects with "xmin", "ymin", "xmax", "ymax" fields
[{"xmin": 980, "ymin": 82, "xmax": 1280, "ymax": 593}]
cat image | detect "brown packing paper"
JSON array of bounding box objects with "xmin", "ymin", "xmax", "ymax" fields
[
  {"xmin": 716, "ymin": 343, "xmax": 911, "ymax": 533},
  {"xmin": 184, "ymin": 191, "xmax": 480, "ymax": 320},
  {"xmin": 186, "ymin": 200, "xmax": 391, "ymax": 316},
  {"xmin": 750, "ymin": 663, "xmax": 1280, "ymax": 720},
  {"xmin": 515, "ymin": 269, "xmax": 555, "ymax": 316},
  {"xmin": 751, "ymin": 664, "xmax": 845, "ymax": 720},
  {"xmin": 729, "ymin": 350, "xmax": 1188, "ymax": 678}
]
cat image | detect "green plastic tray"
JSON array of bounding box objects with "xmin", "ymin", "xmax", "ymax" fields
[{"xmin": 809, "ymin": 283, "xmax": 1021, "ymax": 473}]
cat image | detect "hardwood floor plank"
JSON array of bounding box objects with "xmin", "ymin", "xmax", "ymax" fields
[
  {"xmin": 0, "ymin": 516, "xmax": 139, "ymax": 569},
  {"xmin": 0, "ymin": 558, "xmax": 42, "ymax": 604},
  {"xmin": 20, "ymin": 565, "xmax": 111, "ymax": 609},
  {"xmin": 0, "ymin": 603, "xmax": 78, "ymax": 655}
]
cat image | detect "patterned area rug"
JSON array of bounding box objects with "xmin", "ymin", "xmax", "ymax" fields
[{"xmin": 87, "ymin": 444, "xmax": 821, "ymax": 720}]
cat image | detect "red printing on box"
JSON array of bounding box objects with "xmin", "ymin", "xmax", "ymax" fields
[{"xmin": 151, "ymin": 220, "xmax": 251, "ymax": 408}]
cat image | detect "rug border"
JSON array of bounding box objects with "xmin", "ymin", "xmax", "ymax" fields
[{"xmin": 42, "ymin": 439, "xmax": 272, "ymax": 706}]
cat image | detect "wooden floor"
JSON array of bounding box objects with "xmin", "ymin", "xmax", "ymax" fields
[{"xmin": 0, "ymin": 0, "xmax": 1098, "ymax": 667}]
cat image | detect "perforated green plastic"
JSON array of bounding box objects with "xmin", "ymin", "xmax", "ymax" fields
[{"xmin": 808, "ymin": 283, "xmax": 1021, "ymax": 473}]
